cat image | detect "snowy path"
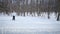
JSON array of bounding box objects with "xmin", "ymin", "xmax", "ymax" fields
[{"xmin": 0, "ymin": 15, "xmax": 60, "ymax": 32}]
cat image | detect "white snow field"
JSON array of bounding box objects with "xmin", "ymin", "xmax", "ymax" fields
[{"xmin": 0, "ymin": 12, "xmax": 60, "ymax": 34}]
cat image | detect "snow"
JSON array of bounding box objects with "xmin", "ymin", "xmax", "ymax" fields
[
  {"xmin": 11, "ymin": 12, "xmax": 17, "ymax": 16},
  {"xmin": 0, "ymin": 12, "xmax": 60, "ymax": 34}
]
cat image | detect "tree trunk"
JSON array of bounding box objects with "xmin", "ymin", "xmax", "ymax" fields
[
  {"xmin": 48, "ymin": 12, "xmax": 50, "ymax": 19},
  {"xmin": 57, "ymin": 13, "xmax": 60, "ymax": 21}
]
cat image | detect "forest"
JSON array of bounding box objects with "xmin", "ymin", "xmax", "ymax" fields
[{"xmin": 0, "ymin": 0, "xmax": 60, "ymax": 21}]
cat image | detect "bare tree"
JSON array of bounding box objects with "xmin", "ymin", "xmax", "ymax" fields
[{"xmin": 56, "ymin": 0, "xmax": 60, "ymax": 21}]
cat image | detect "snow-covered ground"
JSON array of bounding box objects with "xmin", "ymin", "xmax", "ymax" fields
[{"xmin": 0, "ymin": 12, "xmax": 60, "ymax": 34}]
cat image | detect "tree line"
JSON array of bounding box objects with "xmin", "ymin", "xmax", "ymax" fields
[{"xmin": 0, "ymin": 0, "xmax": 60, "ymax": 20}]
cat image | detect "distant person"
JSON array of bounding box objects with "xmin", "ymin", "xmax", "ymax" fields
[
  {"xmin": 12, "ymin": 15, "xmax": 15, "ymax": 20},
  {"xmin": 11, "ymin": 11, "xmax": 16, "ymax": 20}
]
